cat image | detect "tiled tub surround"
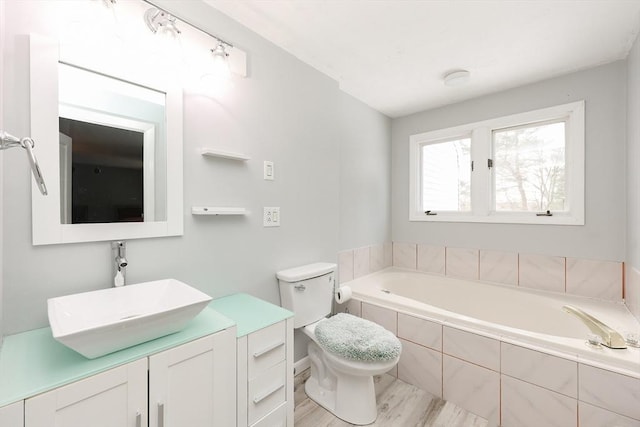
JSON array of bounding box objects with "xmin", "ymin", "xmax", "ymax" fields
[
  {"xmin": 627, "ymin": 264, "xmax": 640, "ymax": 321},
  {"xmin": 399, "ymin": 243, "xmax": 624, "ymax": 301},
  {"xmin": 337, "ymin": 269, "xmax": 640, "ymax": 427},
  {"xmin": 338, "ymin": 242, "xmax": 392, "ymax": 283},
  {"xmin": 339, "ymin": 243, "xmax": 624, "ymax": 302}
]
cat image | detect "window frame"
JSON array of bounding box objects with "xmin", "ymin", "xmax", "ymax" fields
[{"xmin": 409, "ymin": 101, "xmax": 585, "ymax": 225}]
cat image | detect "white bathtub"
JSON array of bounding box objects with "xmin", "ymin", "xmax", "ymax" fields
[{"xmin": 346, "ymin": 268, "xmax": 640, "ymax": 377}]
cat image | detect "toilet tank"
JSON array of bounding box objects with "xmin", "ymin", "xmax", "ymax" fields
[{"xmin": 277, "ymin": 263, "xmax": 336, "ymax": 328}]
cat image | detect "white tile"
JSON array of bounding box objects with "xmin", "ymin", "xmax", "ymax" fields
[
  {"xmin": 445, "ymin": 247, "xmax": 479, "ymax": 280},
  {"xmin": 383, "ymin": 242, "xmax": 393, "ymax": 268},
  {"xmin": 519, "ymin": 253, "xmax": 565, "ymax": 293},
  {"xmin": 335, "ymin": 299, "xmax": 361, "ymax": 317},
  {"xmin": 479, "ymin": 250, "xmax": 518, "ymax": 286},
  {"xmin": 338, "ymin": 250, "xmax": 354, "ymax": 284},
  {"xmin": 361, "ymin": 303, "xmax": 397, "ymax": 335},
  {"xmin": 417, "ymin": 245, "xmax": 445, "ymax": 275},
  {"xmin": 393, "ymin": 242, "xmax": 417, "ymax": 269},
  {"xmin": 625, "ymin": 265, "xmax": 640, "ymax": 322},
  {"xmin": 579, "ymin": 364, "xmax": 640, "ymax": 420},
  {"xmin": 398, "ymin": 338, "xmax": 442, "ymax": 398},
  {"xmin": 579, "ymin": 401, "xmax": 640, "ymax": 427},
  {"xmin": 501, "ymin": 375, "xmax": 577, "ymax": 427},
  {"xmin": 353, "ymin": 246, "xmax": 370, "ymax": 279},
  {"xmin": 501, "ymin": 343, "xmax": 577, "ymax": 398},
  {"xmin": 443, "ymin": 355, "xmax": 500, "ymax": 423},
  {"xmin": 369, "ymin": 244, "xmax": 385, "ymax": 273},
  {"xmin": 443, "ymin": 327, "xmax": 500, "ymax": 371},
  {"xmin": 566, "ymin": 258, "xmax": 623, "ymax": 301},
  {"xmin": 397, "ymin": 313, "xmax": 442, "ymax": 351}
]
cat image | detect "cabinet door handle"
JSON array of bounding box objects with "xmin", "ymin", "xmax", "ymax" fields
[
  {"xmin": 158, "ymin": 403, "xmax": 165, "ymax": 427},
  {"xmin": 135, "ymin": 411, "xmax": 141, "ymax": 427},
  {"xmin": 253, "ymin": 341, "xmax": 285, "ymax": 358},
  {"xmin": 252, "ymin": 383, "xmax": 284, "ymax": 404}
]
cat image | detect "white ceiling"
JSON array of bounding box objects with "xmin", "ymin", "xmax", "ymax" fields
[{"xmin": 203, "ymin": 0, "xmax": 640, "ymax": 118}]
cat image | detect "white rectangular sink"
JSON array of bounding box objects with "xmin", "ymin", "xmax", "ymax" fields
[{"xmin": 48, "ymin": 279, "xmax": 213, "ymax": 359}]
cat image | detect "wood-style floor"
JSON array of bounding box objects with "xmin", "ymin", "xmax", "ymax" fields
[{"xmin": 294, "ymin": 369, "xmax": 488, "ymax": 427}]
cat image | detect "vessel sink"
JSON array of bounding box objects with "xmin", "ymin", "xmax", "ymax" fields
[{"xmin": 47, "ymin": 279, "xmax": 212, "ymax": 359}]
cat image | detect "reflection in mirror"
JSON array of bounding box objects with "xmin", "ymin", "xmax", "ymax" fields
[
  {"xmin": 59, "ymin": 119, "xmax": 144, "ymax": 224},
  {"xmin": 58, "ymin": 62, "xmax": 167, "ymax": 225}
]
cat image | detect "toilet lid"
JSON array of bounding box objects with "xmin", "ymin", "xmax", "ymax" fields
[{"xmin": 314, "ymin": 313, "xmax": 401, "ymax": 362}]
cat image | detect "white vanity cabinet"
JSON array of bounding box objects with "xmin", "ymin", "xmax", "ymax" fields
[
  {"xmin": 20, "ymin": 328, "xmax": 236, "ymax": 427},
  {"xmin": 148, "ymin": 332, "xmax": 236, "ymax": 427},
  {"xmin": 25, "ymin": 358, "xmax": 148, "ymax": 427},
  {"xmin": 209, "ymin": 294, "xmax": 295, "ymax": 427},
  {"xmin": 238, "ymin": 320, "xmax": 292, "ymax": 427},
  {"xmin": 0, "ymin": 401, "xmax": 24, "ymax": 427}
]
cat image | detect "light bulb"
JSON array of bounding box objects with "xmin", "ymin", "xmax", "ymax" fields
[{"xmin": 210, "ymin": 44, "xmax": 231, "ymax": 81}]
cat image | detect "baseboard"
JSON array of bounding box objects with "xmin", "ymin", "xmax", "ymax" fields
[{"xmin": 293, "ymin": 356, "xmax": 310, "ymax": 376}]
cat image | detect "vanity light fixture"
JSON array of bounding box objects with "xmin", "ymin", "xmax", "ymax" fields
[
  {"xmin": 144, "ymin": 7, "xmax": 181, "ymax": 37},
  {"xmin": 209, "ymin": 38, "xmax": 232, "ymax": 80},
  {"xmin": 443, "ymin": 69, "xmax": 470, "ymax": 87}
]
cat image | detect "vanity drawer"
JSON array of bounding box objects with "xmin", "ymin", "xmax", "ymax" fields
[
  {"xmin": 248, "ymin": 321, "xmax": 286, "ymax": 379},
  {"xmin": 251, "ymin": 402, "xmax": 286, "ymax": 427},
  {"xmin": 248, "ymin": 360, "xmax": 286, "ymax": 425}
]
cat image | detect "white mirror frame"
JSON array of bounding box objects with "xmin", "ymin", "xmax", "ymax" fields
[{"xmin": 29, "ymin": 33, "xmax": 183, "ymax": 245}]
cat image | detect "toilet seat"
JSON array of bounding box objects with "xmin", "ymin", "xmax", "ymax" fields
[
  {"xmin": 313, "ymin": 313, "xmax": 401, "ymax": 362},
  {"xmin": 303, "ymin": 314, "xmax": 401, "ymax": 375},
  {"xmin": 322, "ymin": 346, "xmax": 400, "ymax": 376}
]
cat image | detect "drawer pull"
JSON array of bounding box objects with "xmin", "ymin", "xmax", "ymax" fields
[
  {"xmin": 253, "ymin": 383, "xmax": 284, "ymax": 404},
  {"xmin": 158, "ymin": 403, "xmax": 165, "ymax": 427},
  {"xmin": 253, "ymin": 341, "xmax": 285, "ymax": 358}
]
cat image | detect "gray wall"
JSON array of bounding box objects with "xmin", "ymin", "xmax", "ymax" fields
[
  {"xmin": 628, "ymin": 33, "xmax": 640, "ymax": 270},
  {"xmin": 391, "ymin": 62, "xmax": 627, "ymax": 261},
  {"xmin": 1, "ymin": 0, "xmax": 391, "ymax": 358},
  {"xmin": 338, "ymin": 92, "xmax": 392, "ymax": 250}
]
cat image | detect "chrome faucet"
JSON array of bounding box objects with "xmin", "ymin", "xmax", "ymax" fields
[
  {"xmin": 111, "ymin": 241, "xmax": 128, "ymax": 287},
  {"xmin": 563, "ymin": 305, "xmax": 627, "ymax": 349}
]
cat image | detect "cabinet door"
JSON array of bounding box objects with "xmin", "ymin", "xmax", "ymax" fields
[
  {"xmin": 25, "ymin": 358, "xmax": 147, "ymax": 427},
  {"xmin": 149, "ymin": 329, "xmax": 236, "ymax": 427},
  {"xmin": 0, "ymin": 400, "xmax": 24, "ymax": 427}
]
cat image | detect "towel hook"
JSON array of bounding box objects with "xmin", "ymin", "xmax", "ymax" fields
[{"xmin": 0, "ymin": 130, "xmax": 48, "ymax": 195}]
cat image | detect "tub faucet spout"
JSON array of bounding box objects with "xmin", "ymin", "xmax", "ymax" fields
[{"xmin": 563, "ymin": 305, "xmax": 627, "ymax": 349}]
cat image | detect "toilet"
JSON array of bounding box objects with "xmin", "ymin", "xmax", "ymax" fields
[{"xmin": 277, "ymin": 263, "xmax": 401, "ymax": 425}]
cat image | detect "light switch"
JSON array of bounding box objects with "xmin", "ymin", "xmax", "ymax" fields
[{"xmin": 264, "ymin": 161, "xmax": 275, "ymax": 180}]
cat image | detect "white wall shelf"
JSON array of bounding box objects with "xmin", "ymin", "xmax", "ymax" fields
[
  {"xmin": 200, "ymin": 148, "xmax": 250, "ymax": 161},
  {"xmin": 192, "ymin": 207, "xmax": 247, "ymax": 216}
]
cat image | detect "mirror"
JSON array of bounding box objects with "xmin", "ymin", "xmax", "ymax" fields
[
  {"xmin": 58, "ymin": 63, "xmax": 166, "ymax": 224},
  {"xmin": 30, "ymin": 34, "xmax": 183, "ymax": 245}
]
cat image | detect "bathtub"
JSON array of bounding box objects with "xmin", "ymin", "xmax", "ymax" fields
[
  {"xmin": 344, "ymin": 268, "xmax": 640, "ymax": 425},
  {"xmin": 345, "ymin": 268, "xmax": 640, "ymax": 377}
]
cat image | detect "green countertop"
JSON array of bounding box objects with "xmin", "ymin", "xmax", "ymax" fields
[
  {"xmin": 0, "ymin": 307, "xmax": 235, "ymax": 407},
  {"xmin": 209, "ymin": 293, "xmax": 293, "ymax": 337},
  {"xmin": 0, "ymin": 293, "xmax": 293, "ymax": 408}
]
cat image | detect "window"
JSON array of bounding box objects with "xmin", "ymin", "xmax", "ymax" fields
[
  {"xmin": 409, "ymin": 101, "xmax": 584, "ymax": 225},
  {"xmin": 421, "ymin": 137, "xmax": 471, "ymax": 212}
]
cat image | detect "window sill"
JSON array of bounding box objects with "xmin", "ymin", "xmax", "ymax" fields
[{"xmin": 409, "ymin": 213, "xmax": 584, "ymax": 226}]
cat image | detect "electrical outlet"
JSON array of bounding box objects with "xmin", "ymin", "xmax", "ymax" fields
[{"xmin": 263, "ymin": 207, "xmax": 280, "ymax": 227}]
